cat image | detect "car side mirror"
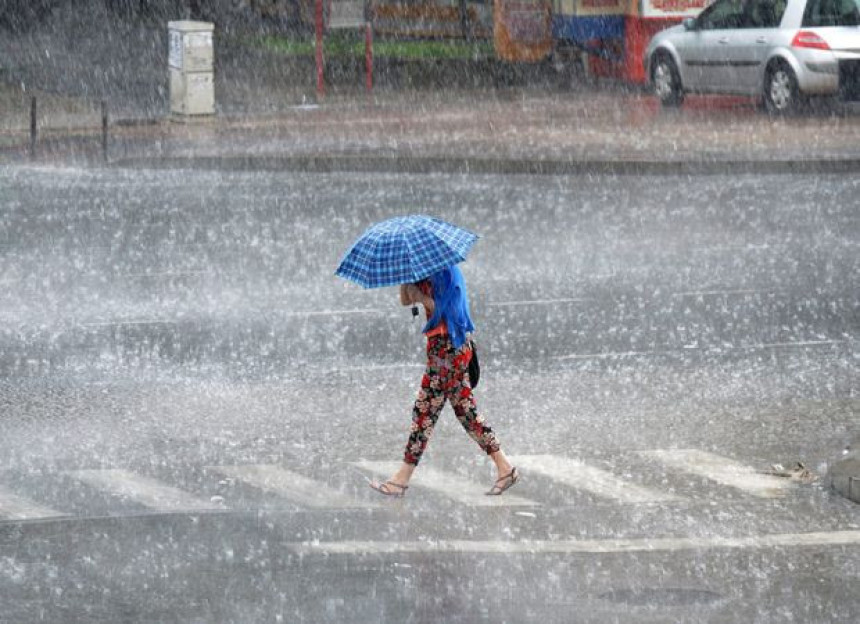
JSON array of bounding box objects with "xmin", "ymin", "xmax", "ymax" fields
[{"xmin": 683, "ymin": 17, "xmax": 697, "ymax": 30}]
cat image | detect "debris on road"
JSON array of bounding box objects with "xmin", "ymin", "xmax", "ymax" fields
[{"xmin": 762, "ymin": 462, "xmax": 818, "ymax": 484}]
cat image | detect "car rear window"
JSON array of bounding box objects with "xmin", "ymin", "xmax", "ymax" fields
[{"xmin": 802, "ymin": 0, "xmax": 860, "ymax": 26}]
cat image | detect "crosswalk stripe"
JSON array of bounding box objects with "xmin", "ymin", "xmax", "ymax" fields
[
  {"xmin": 67, "ymin": 469, "xmax": 223, "ymax": 512},
  {"xmin": 210, "ymin": 464, "xmax": 377, "ymax": 509},
  {"xmin": 352, "ymin": 460, "xmax": 539, "ymax": 507},
  {"xmin": 0, "ymin": 485, "xmax": 66, "ymax": 521},
  {"xmin": 510, "ymin": 455, "xmax": 682, "ymax": 504},
  {"xmin": 638, "ymin": 449, "xmax": 792, "ymax": 498}
]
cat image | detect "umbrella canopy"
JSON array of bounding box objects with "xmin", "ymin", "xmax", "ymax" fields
[{"xmin": 335, "ymin": 215, "xmax": 478, "ymax": 289}]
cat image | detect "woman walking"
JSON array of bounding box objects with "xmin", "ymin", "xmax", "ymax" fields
[{"xmin": 370, "ymin": 265, "xmax": 519, "ymax": 498}]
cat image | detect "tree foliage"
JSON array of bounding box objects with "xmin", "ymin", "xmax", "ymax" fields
[
  {"xmin": 0, "ymin": 0, "xmax": 62, "ymax": 32},
  {"xmin": 0, "ymin": 1, "xmax": 211, "ymax": 32}
]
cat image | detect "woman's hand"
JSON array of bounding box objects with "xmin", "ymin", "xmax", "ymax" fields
[
  {"xmin": 400, "ymin": 283, "xmax": 417, "ymax": 306},
  {"xmin": 400, "ymin": 283, "xmax": 434, "ymax": 314}
]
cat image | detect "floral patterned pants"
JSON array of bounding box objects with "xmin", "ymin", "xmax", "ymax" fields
[{"xmin": 403, "ymin": 334, "xmax": 501, "ymax": 466}]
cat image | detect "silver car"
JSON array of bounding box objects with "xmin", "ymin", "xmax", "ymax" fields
[{"xmin": 644, "ymin": 0, "xmax": 860, "ymax": 113}]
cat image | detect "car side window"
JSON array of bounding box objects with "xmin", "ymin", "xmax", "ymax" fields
[
  {"xmin": 802, "ymin": 0, "xmax": 860, "ymax": 26},
  {"xmin": 698, "ymin": 0, "xmax": 748, "ymax": 29},
  {"xmin": 747, "ymin": 0, "xmax": 788, "ymax": 26}
]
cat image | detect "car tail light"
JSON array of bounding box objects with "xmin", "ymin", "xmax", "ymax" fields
[{"xmin": 791, "ymin": 31, "xmax": 831, "ymax": 50}]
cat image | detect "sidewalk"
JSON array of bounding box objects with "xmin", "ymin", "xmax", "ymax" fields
[
  {"xmin": 3, "ymin": 87, "xmax": 860, "ymax": 173},
  {"xmin": 2, "ymin": 2, "xmax": 860, "ymax": 171},
  {"xmin": 828, "ymin": 438, "xmax": 860, "ymax": 504}
]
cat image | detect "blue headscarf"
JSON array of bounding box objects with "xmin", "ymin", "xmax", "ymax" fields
[{"xmin": 422, "ymin": 265, "xmax": 475, "ymax": 349}]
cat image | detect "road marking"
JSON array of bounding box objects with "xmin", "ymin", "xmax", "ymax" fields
[
  {"xmin": 282, "ymin": 308, "xmax": 385, "ymax": 318},
  {"xmin": 79, "ymin": 308, "xmax": 387, "ymax": 328},
  {"xmin": 0, "ymin": 485, "xmax": 66, "ymax": 521},
  {"xmin": 210, "ymin": 465, "xmax": 377, "ymax": 509},
  {"xmin": 330, "ymin": 363, "xmax": 423, "ymax": 373},
  {"xmin": 123, "ymin": 270, "xmax": 210, "ymax": 278},
  {"xmin": 554, "ymin": 340, "xmax": 843, "ymax": 361},
  {"xmin": 486, "ymin": 298, "xmax": 591, "ymax": 308},
  {"xmin": 79, "ymin": 319, "xmax": 178, "ymax": 328},
  {"xmin": 554, "ymin": 350, "xmax": 668, "ymax": 361},
  {"xmin": 638, "ymin": 449, "xmax": 791, "ymax": 498},
  {"xmin": 288, "ymin": 530, "xmax": 860, "ymax": 556},
  {"xmin": 67, "ymin": 469, "xmax": 223, "ymax": 512},
  {"xmin": 751, "ymin": 340, "xmax": 842, "ymax": 350},
  {"xmin": 671, "ymin": 289, "xmax": 768, "ymax": 298},
  {"xmin": 352, "ymin": 460, "xmax": 539, "ymax": 507},
  {"xmin": 510, "ymin": 455, "xmax": 682, "ymax": 504}
]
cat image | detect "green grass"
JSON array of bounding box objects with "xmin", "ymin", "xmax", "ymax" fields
[{"xmin": 257, "ymin": 34, "xmax": 494, "ymax": 60}]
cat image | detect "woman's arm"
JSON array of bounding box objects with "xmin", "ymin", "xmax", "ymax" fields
[
  {"xmin": 400, "ymin": 283, "xmax": 434, "ymax": 314},
  {"xmin": 399, "ymin": 284, "xmax": 415, "ymax": 306}
]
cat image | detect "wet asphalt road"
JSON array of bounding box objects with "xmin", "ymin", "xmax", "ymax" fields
[{"xmin": 0, "ymin": 165, "xmax": 858, "ymax": 623}]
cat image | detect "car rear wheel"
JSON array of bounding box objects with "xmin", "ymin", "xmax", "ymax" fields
[
  {"xmin": 764, "ymin": 62, "xmax": 802, "ymax": 115},
  {"xmin": 652, "ymin": 53, "xmax": 684, "ymax": 108}
]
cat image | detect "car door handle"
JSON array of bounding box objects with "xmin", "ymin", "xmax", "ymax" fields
[
  {"xmin": 718, "ymin": 37, "xmax": 730, "ymax": 44},
  {"xmin": 756, "ymin": 37, "xmax": 768, "ymax": 44}
]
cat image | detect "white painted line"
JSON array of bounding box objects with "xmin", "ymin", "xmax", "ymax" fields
[
  {"xmin": 282, "ymin": 308, "xmax": 386, "ymax": 318},
  {"xmin": 331, "ymin": 363, "xmax": 423, "ymax": 373},
  {"xmin": 639, "ymin": 450, "xmax": 792, "ymax": 498},
  {"xmin": 352, "ymin": 460, "xmax": 539, "ymax": 507},
  {"xmin": 554, "ymin": 340, "xmax": 843, "ymax": 361},
  {"xmin": 67, "ymin": 469, "xmax": 222, "ymax": 511},
  {"xmin": 80, "ymin": 319, "xmax": 177, "ymax": 328},
  {"xmin": 486, "ymin": 298, "xmax": 591, "ymax": 308},
  {"xmin": 123, "ymin": 270, "xmax": 209, "ymax": 278},
  {"xmin": 510, "ymin": 455, "xmax": 682, "ymax": 504},
  {"xmin": 288, "ymin": 530, "xmax": 860, "ymax": 556},
  {"xmin": 210, "ymin": 465, "xmax": 377, "ymax": 509},
  {"xmin": 753, "ymin": 340, "xmax": 842, "ymax": 349},
  {"xmin": 554, "ymin": 350, "xmax": 666, "ymax": 361},
  {"xmin": 79, "ymin": 308, "xmax": 387, "ymax": 328},
  {"xmin": 672, "ymin": 289, "xmax": 767, "ymax": 298},
  {"xmin": 0, "ymin": 485, "xmax": 66, "ymax": 521}
]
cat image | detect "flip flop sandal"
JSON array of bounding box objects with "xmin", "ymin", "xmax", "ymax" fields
[
  {"xmin": 486, "ymin": 467, "xmax": 519, "ymax": 496},
  {"xmin": 370, "ymin": 481, "xmax": 409, "ymax": 498}
]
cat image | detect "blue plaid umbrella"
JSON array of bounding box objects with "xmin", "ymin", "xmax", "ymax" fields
[{"xmin": 335, "ymin": 215, "xmax": 478, "ymax": 289}]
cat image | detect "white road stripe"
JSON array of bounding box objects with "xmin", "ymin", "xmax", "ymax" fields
[
  {"xmin": 282, "ymin": 308, "xmax": 385, "ymax": 318},
  {"xmin": 210, "ymin": 465, "xmax": 377, "ymax": 509},
  {"xmin": 638, "ymin": 449, "xmax": 791, "ymax": 498},
  {"xmin": 352, "ymin": 460, "xmax": 539, "ymax": 507},
  {"xmin": 753, "ymin": 340, "xmax": 842, "ymax": 349},
  {"xmin": 510, "ymin": 455, "xmax": 682, "ymax": 504},
  {"xmin": 554, "ymin": 350, "xmax": 667, "ymax": 361},
  {"xmin": 123, "ymin": 270, "xmax": 209, "ymax": 278},
  {"xmin": 671, "ymin": 289, "xmax": 767, "ymax": 298},
  {"xmin": 555, "ymin": 340, "xmax": 842, "ymax": 361},
  {"xmin": 80, "ymin": 319, "xmax": 176, "ymax": 328},
  {"xmin": 330, "ymin": 363, "xmax": 423, "ymax": 373},
  {"xmin": 79, "ymin": 308, "xmax": 386, "ymax": 328},
  {"xmin": 0, "ymin": 485, "xmax": 66, "ymax": 521},
  {"xmin": 288, "ymin": 530, "xmax": 860, "ymax": 556},
  {"xmin": 486, "ymin": 298, "xmax": 591, "ymax": 307},
  {"xmin": 67, "ymin": 469, "xmax": 222, "ymax": 511}
]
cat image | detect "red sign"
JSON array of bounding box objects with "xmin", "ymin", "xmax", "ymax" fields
[
  {"xmin": 494, "ymin": 0, "xmax": 552, "ymax": 62},
  {"xmin": 643, "ymin": 0, "xmax": 708, "ymax": 16}
]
